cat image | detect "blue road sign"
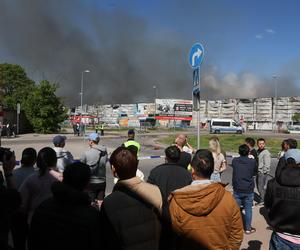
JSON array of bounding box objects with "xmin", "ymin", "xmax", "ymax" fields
[{"xmin": 189, "ymin": 43, "xmax": 204, "ymax": 69}]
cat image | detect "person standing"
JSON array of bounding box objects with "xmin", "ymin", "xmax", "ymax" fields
[
  {"xmin": 148, "ymin": 146, "xmax": 192, "ymax": 250},
  {"xmin": 123, "ymin": 129, "xmax": 141, "ymax": 155},
  {"xmin": 174, "ymin": 134, "xmax": 192, "ymax": 169},
  {"xmin": 265, "ymin": 156, "xmax": 300, "ymax": 249},
  {"xmin": 245, "ymin": 137, "xmax": 258, "ymax": 163},
  {"xmin": 13, "ymin": 148, "xmax": 37, "ymax": 189},
  {"xmin": 209, "ymin": 137, "xmax": 227, "ymax": 182},
  {"xmin": 52, "ymin": 135, "xmax": 73, "ymax": 173},
  {"xmin": 19, "ymin": 147, "xmax": 60, "ymax": 223},
  {"xmin": 81, "ymin": 133, "xmax": 108, "ymax": 201},
  {"xmin": 100, "ymin": 147, "xmax": 162, "ymax": 250},
  {"xmin": 28, "ymin": 162, "xmax": 102, "ymax": 250},
  {"xmin": 256, "ymin": 138, "xmax": 271, "ymax": 204},
  {"xmin": 169, "ymin": 149, "xmax": 243, "ymax": 250},
  {"xmin": 100, "ymin": 123, "xmax": 104, "ymax": 136},
  {"xmin": 257, "ymin": 138, "xmax": 271, "ymax": 205},
  {"xmin": 232, "ymin": 144, "xmax": 257, "ymax": 234}
]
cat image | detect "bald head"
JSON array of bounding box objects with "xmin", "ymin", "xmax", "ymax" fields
[{"xmin": 175, "ymin": 134, "xmax": 187, "ymax": 148}]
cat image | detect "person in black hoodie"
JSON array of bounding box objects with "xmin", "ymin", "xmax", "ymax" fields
[
  {"xmin": 28, "ymin": 162, "xmax": 102, "ymax": 250},
  {"xmin": 100, "ymin": 147, "xmax": 161, "ymax": 250},
  {"xmin": 148, "ymin": 146, "xmax": 192, "ymax": 250},
  {"xmin": 265, "ymin": 157, "xmax": 300, "ymax": 249}
]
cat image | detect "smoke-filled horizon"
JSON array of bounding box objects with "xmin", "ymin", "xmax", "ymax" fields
[{"xmin": 0, "ymin": 0, "xmax": 299, "ymax": 106}]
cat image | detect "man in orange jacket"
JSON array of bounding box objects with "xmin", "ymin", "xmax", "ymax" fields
[{"xmin": 169, "ymin": 149, "xmax": 243, "ymax": 250}]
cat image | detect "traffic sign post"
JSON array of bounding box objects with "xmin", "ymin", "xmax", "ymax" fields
[{"xmin": 189, "ymin": 43, "xmax": 204, "ymax": 149}]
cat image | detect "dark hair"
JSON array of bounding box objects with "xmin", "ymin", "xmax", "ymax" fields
[
  {"xmin": 257, "ymin": 138, "xmax": 265, "ymax": 143},
  {"xmin": 36, "ymin": 147, "xmax": 57, "ymax": 177},
  {"xmin": 21, "ymin": 147, "xmax": 37, "ymax": 166},
  {"xmin": 191, "ymin": 149, "xmax": 214, "ymax": 178},
  {"xmin": 63, "ymin": 162, "xmax": 91, "ymax": 191},
  {"xmin": 285, "ymin": 138, "xmax": 297, "ymax": 149},
  {"xmin": 239, "ymin": 144, "xmax": 250, "ymax": 156},
  {"xmin": 165, "ymin": 146, "xmax": 180, "ymax": 163},
  {"xmin": 245, "ymin": 137, "xmax": 255, "ymax": 147},
  {"xmin": 109, "ymin": 147, "xmax": 138, "ymax": 180},
  {"xmin": 128, "ymin": 129, "xmax": 135, "ymax": 135},
  {"xmin": 127, "ymin": 145, "xmax": 138, "ymax": 158}
]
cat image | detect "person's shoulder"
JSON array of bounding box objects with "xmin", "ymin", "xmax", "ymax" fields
[
  {"xmin": 24, "ymin": 171, "xmax": 38, "ymax": 181},
  {"xmin": 99, "ymin": 145, "xmax": 107, "ymax": 151},
  {"xmin": 149, "ymin": 164, "xmax": 166, "ymax": 173},
  {"xmin": 264, "ymin": 149, "xmax": 271, "ymax": 155},
  {"xmin": 102, "ymin": 190, "xmax": 129, "ymax": 208}
]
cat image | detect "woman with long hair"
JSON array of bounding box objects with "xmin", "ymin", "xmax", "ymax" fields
[
  {"xmin": 208, "ymin": 137, "xmax": 227, "ymax": 182},
  {"xmin": 19, "ymin": 147, "xmax": 61, "ymax": 223}
]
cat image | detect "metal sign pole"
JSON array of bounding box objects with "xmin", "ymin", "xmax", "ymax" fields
[{"xmin": 189, "ymin": 43, "xmax": 204, "ymax": 150}]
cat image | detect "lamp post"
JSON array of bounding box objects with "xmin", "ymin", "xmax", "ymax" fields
[
  {"xmin": 80, "ymin": 70, "xmax": 90, "ymax": 115},
  {"xmin": 153, "ymin": 85, "xmax": 158, "ymax": 124},
  {"xmin": 80, "ymin": 70, "xmax": 90, "ymax": 137},
  {"xmin": 272, "ymin": 75, "xmax": 277, "ymax": 133}
]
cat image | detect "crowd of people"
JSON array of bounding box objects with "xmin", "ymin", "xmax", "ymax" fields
[{"xmin": 0, "ymin": 130, "xmax": 300, "ymax": 250}]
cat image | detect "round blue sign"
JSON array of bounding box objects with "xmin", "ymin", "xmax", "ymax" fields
[{"xmin": 189, "ymin": 43, "xmax": 204, "ymax": 68}]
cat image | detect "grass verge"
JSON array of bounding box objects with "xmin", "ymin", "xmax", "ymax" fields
[{"xmin": 159, "ymin": 134, "xmax": 284, "ymax": 156}]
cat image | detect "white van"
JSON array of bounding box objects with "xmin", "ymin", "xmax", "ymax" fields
[{"xmin": 210, "ymin": 119, "xmax": 243, "ymax": 134}]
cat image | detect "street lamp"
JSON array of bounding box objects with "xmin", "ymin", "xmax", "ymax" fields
[
  {"xmin": 153, "ymin": 85, "xmax": 158, "ymax": 99},
  {"xmin": 272, "ymin": 75, "xmax": 278, "ymax": 132},
  {"xmin": 80, "ymin": 69, "xmax": 90, "ymax": 115}
]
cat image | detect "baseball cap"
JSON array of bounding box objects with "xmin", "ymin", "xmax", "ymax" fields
[
  {"xmin": 53, "ymin": 135, "xmax": 67, "ymax": 145},
  {"xmin": 89, "ymin": 132, "xmax": 100, "ymax": 141}
]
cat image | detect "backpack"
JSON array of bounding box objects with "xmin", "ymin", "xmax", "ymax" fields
[{"xmin": 89, "ymin": 149, "xmax": 107, "ymax": 176}]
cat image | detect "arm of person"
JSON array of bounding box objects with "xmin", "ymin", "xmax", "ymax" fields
[
  {"xmin": 99, "ymin": 148, "xmax": 108, "ymax": 167},
  {"xmin": 264, "ymin": 151, "xmax": 272, "ymax": 172},
  {"xmin": 80, "ymin": 153, "xmax": 87, "ymax": 164},
  {"xmin": 228, "ymin": 198, "xmax": 244, "ymax": 250},
  {"xmin": 219, "ymin": 154, "xmax": 227, "ymax": 172}
]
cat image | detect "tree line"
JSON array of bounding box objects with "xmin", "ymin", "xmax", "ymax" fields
[{"xmin": 0, "ymin": 63, "xmax": 67, "ymax": 133}]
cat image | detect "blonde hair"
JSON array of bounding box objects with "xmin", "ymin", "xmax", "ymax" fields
[{"xmin": 208, "ymin": 138, "xmax": 221, "ymax": 155}]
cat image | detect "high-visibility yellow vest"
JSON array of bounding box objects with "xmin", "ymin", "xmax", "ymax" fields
[{"xmin": 124, "ymin": 140, "xmax": 141, "ymax": 154}]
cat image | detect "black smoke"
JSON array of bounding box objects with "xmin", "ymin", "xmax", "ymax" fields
[{"xmin": 0, "ymin": 0, "xmax": 299, "ymax": 106}]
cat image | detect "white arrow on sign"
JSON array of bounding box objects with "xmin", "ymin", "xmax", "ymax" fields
[{"xmin": 192, "ymin": 48, "xmax": 203, "ymax": 67}]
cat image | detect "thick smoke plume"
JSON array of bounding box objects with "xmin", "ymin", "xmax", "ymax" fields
[{"xmin": 0, "ymin": 0, "xmax": 299, "ymax": 106}]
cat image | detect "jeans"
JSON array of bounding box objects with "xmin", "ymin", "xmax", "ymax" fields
[
  {"xmin": 257, "ymin": 173, "xmax": 268, "ymax": 201},
  {"xmin": 210, "ymin": 172, "xmax": 221, "ymax": 182},
  {"xmin": 233, "ymin": 192, "xmax": 254, "ymax": 231},
  {"xmin": 270, "ymin": 232, "xmax": 300, "ymax": 250}
]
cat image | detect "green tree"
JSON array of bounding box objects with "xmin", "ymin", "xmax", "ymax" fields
[
  {"xmin": 292, "ymin": 113, "xmax": 300, "ymax": 123},
  {"xmin": 0, "ymin": 63, "xmax": 35, "ymax": 109},
  {"xmin": 24, "ymin": 80, "xmax": 67, "ymax": 133}
]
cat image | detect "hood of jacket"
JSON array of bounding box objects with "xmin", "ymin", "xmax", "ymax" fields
[
  {"xmin": 276, "ymin": 164, "xmax": 300, "ymax": 187},
  {"xmin": 169, "ymin": 182, "xmax": 226, "ymax": 216},
  {"xmin": 51, "ymin": 182, "xmax": 90, "ymax": 206}
]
